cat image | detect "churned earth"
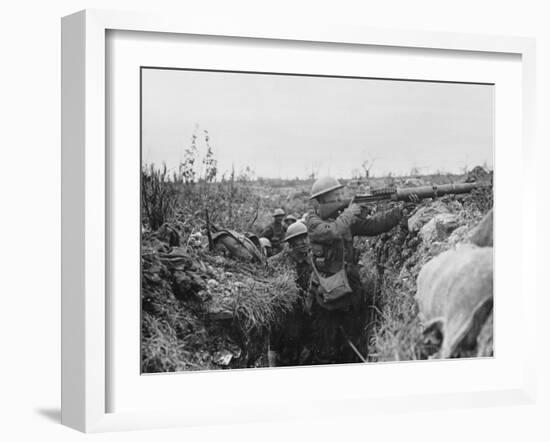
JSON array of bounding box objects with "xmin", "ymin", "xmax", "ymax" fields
[
  {"xmin": 359, "ymin": 168, "xmax": 493, "ymax": 361},
  {"xmin": 141, "ymin": 167, "xmax": 493, "ymax": 372}
]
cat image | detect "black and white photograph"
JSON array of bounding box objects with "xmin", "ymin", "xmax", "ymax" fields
[
  {"xmin": 2, "ymin": 0, "xmax": 548, "ymax": 437},
  {"xmin": 140, "ymin": 67, "xmax": 494, "ymax": 373}
]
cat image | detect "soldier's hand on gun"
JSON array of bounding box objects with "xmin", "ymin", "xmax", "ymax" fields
[
  {"xmin": 346, "ymin": 203, "xmax": 362, "ymax": 217},
  {"xmin": 402, "ymin": 193, "xmax": 419, "ymax": 215},
  {"xmin": 408, "ymin": 193, "xmax": 420, "ymax": 203}
]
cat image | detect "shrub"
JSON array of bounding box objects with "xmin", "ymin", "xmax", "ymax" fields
[{"xmin": 141, "ymin": 164, "xmax": 177, "ymax": 231}]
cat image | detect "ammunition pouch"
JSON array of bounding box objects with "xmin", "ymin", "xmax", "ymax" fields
[
  {"xmin": 310, "ymin": 239, "xmax": 353, "ymax": 308},
  {"xmin": 311, "ymin": 265, "xmax": 353, "ymax": 305}
]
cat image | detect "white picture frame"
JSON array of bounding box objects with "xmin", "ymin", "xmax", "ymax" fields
[{"xmin": 61, "ymin": 9, "xmax": 537, "ymax": 433}]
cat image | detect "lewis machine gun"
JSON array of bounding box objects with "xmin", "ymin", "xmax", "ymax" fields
[{"xmin": 318, "ymin": 182, "xmax": 488, "ymax": 220}]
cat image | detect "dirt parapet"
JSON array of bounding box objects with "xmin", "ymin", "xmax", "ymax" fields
[
  {"xmin": 360, "ymin": 177, "xmax": 493, "ymax": 361},
  {"xmin": 141, "ymin": 225, "xmax": 300, "ymax": 372}
]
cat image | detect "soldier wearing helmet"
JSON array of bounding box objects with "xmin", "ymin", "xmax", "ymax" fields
[
  {"xmin": 267, "ymin": 222, "xmax": 312, "ymax": 366},
  {"xmin": 283, "ymin": 214, "xmax": 298, "ymax": 228},
  {"xmin": 304, "ymin": 176, "xmax": 417, "ymax": 364},
  {"xmin": 284, "ymin": 221, "xmax": 308, "ymax": 245},
  {"xmin": 260, "ymin": 208, "xmax": 287, "ymax": 256},
  {"xmin": 282, "ymin": 222, "xmax": 312, "ymax": 293}
]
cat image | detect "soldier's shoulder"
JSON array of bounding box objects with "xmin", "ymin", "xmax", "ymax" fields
[
  {"xmin": 305, "ymin": 212, "xmax": 333, "ymax": 236},
  {"xmin": 303, "ymin": 210, "xmax": 319, "ymax": 223}
]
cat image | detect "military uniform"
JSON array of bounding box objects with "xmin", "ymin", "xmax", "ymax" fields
[
  {"xmin": 267, "ymin": 224, "xmax": 312, "ymax": 366},
  {"xmin": 305, "ymin": 205, "xmax": 403, "ymax": 364},
  {"xmin": 260, "ymin": 223, "xmax": 287, "ymax": 255}
]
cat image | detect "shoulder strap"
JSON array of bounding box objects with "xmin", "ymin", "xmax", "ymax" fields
[{"xmin": 310, "ymin": 238, "xmax": 346, "ymax": 277}]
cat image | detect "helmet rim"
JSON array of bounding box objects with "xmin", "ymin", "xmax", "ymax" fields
[
  {"xmin": 283, "ymin": 222, "xmax": 308, "ymax": 242},
  {"xmin": 309, "ymin": 183, "xmax": 344, "ymax": 200}
]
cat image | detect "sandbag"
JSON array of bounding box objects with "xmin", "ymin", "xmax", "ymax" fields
[
  {"xmin": 469, "ymin": 209, "xmax": 493, "ymax": 247},
  {"xmin": 416, "ymin": 244, "xmax": 493, "ymax": 358}
]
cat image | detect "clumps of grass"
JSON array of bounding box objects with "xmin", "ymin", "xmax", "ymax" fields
[
  {"xmin": 141, "ymin": 297, "xmax": 218, "ymax": 373},
  {"xmin": 368, "ymin": 269, "xmax": 423, "ymax": 361},
  {"xmin": 142, "ymin": 312, "xmax": 193, "ymax": 372},
  {"xmin": 233, "ymin": 272, "xmax": 300, "ymax": 333},
  {"xmin": 140, "ymin": 234, "xmax": 301, "ymax": 372},
  {"xmin": 142, "ymin": 164, "xmax": 178, "ymax": 231}
]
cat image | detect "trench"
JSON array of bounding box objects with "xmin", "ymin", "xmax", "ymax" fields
[{"xmin": 141, "ymin": 176, "xmax": 494, "ymax": 371}]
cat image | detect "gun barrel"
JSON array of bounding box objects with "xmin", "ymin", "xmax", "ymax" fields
[{"xmin": 394, "ymin": 182, "xmax": 481, "ymax": 201}]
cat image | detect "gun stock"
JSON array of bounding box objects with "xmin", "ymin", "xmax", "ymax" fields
[{"xmin": 318, "ymin": 199, "xmax": 352, "ymax": 220}]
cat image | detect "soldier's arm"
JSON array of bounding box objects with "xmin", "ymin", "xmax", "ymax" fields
[
  {"xmin": 351, "ymin": 206, "xmax": 402, "ymax": 236},
  {"xmin": 306, "ymin": 208, "xmax": 356, "ymax": 243}
]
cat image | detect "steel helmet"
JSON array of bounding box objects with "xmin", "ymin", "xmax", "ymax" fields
[
  {"xmin": 273, "ymin": 208, "xmax": 286, "ymax": 217},
  {"xmin": 284, "ymin": 214, "xmax": 297, "ymax": 222},
  {"xmin": 310, "ymin": 176, "xmax": 344, "ymax": 200},
  {"xmin": 283, "ymin": 222, "xmax": 308, "ymax": 242},
  {"xmin": 259, "ymin": 237, "xmax": 272, "ymax": 248}
]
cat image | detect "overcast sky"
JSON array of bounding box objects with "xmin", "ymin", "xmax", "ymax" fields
[{"xmin": 141, "ymin": 68, "xmax": 493, "ymax": 179}]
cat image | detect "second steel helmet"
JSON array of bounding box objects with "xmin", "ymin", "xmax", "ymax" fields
[
  {"xmin": 259, "ymin": 237, "xmax": 272, "ymax": 248},
  {"xmin": 283, "ymin": 222, "xmax": 308, "ymax": 242},
  {"xmin": 284, "ymin": 214, "xmax": 297, "ymax": 222},
  {"xmin": 273, "ymin": 208, "xmax": 286, "ymax": 217},
  {"xmin": 310, "ymin": 176, "xmax": 344, "ymax": 200}
]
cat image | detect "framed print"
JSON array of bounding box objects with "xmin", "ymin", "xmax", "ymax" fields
[{"xmin": 61, "ymin": 9, "xmax": 537, "ymax": 433}]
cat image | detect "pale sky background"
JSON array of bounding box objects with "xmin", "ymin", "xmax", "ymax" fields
[{"xmin": 141, "ymin": 68, "xmax": 494, "ymax": 179}]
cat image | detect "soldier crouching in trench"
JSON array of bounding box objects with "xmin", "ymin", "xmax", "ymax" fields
[
  {"xmin": 304, "ymin": 176, "xmax": 417, "ymax": 364},
  {"xmin": 267, "ymin": 221, "xmax": 312, "ymax": 366},
  {"xmin": 260, "ymin": 208, "xmax": 287, "ymax": 256}
]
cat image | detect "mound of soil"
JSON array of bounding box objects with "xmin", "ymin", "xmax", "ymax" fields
[
  {"xmin": 141, "ymin": 225, "xmax": 300, "ymax": 373},
  {"xmin": 358, "ymin": 176, "xmax": 493, "ymax": 361}
]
